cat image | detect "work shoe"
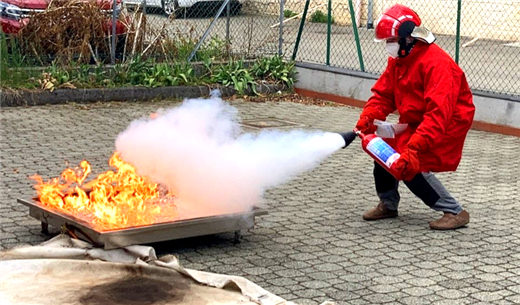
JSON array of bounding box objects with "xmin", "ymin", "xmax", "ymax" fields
[
  {"xmin": 363, "ymin": 202, "xmax": 398, "ymax": 221},
  {"xmin": 429, "ymin": 210, "xmax": 470, "ymax": 230}
]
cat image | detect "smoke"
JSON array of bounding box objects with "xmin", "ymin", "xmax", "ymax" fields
[{"xmin": 115, "ymin": 94, "xmax": 345, "ymax": 216}]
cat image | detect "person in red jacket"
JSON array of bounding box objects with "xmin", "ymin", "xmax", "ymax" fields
[{"xmin": 356, "ymin": 4, "xmax": 475, "ymax": 230}]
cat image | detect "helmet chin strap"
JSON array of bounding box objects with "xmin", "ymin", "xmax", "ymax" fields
[
  {"xmin": 398, "ymin": 37, "xmax": 417, "ymax": 58},
  {"xmin": 397, "ymin": 21, "xmax": 418, "ymax": 58}
]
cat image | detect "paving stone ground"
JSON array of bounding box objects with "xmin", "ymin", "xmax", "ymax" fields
[{"xmin": 1, "ymin": 99, "xmax": 519, "ymax": 305}]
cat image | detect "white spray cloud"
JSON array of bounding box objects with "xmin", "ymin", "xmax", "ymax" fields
[{"xmin": 115, "ymin": 94, "xmax": 345, "ymax": 216}]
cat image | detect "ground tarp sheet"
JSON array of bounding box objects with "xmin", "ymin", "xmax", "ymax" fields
[{"xmin": 1, "ymin": 235, "xmax": 336, "ymax": 305}]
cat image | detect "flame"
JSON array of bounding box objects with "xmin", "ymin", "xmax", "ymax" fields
[{"xmin": 31, "ymin": 152, "xmax": 177, "ymax": 231}]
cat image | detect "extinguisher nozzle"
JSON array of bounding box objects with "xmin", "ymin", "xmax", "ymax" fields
[{"xmin": 339, "ymin": 131, "xmax": 357, "ymax": 148}]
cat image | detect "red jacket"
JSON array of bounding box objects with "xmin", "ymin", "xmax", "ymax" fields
[{"xmin": 364, "ymin": 41, "xmax": 475, "ymax": 172}]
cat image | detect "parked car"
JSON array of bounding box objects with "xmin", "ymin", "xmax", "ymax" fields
[
  {"xmin": 0, "ymin": 1, "xmax": 26, "ymax": 34},
  {"xmin": 0, "ymin": 0, "xmax": 127, "ymax": 36},
  {"xmin": 124, "ymin": 0, "xmax": 241, "ymax": 18}
]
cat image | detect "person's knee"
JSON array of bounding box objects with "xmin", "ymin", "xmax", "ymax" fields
[{"xmin": 403, "ymin": 173, "xmax": 440, "ymax": 206}]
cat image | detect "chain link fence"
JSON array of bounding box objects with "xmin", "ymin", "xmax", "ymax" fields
[
  {"xmin": 283, "ymin": 0, "xmax": 520, "ymax": 97},
  {"xmin": 0, "ymin": 0, "xmax": 288, "ymax": 64},
  {"xmin": 116, "ymin": 0, "xmax": 288, "ymax": 61},
  {"xmin": 1, "ymin": 0, "xmax": 518, "ymax": 97}
]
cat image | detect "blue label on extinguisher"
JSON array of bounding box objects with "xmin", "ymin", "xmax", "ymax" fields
[{"xmin": 366, "ymin": 137, "xmax": 401, "ymax": 167}]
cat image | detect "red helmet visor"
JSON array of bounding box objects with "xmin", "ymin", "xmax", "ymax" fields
[{"xmin": 374, "ymin": 14, "xmax": 400, "ymax": 42}]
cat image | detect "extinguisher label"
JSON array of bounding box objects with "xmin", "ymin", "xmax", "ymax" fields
[{"xmin": 366, "ymin": 137, "xmax": 401, "ymax": 167}]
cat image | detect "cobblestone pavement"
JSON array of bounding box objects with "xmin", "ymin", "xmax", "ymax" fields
[{"xmin": 1, "ymin": 99, "xmax": 520, "ymax": 305}]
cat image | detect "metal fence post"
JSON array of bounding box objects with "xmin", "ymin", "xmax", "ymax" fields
[
  {"xmin": 111, "ymin": 0, "xmax": 117, "ymax": 65},
  {"xmin": 226, "ymin": 1, "xmax": 230, "ymax": 43},
  {"xmin": 348, "ymin": 0, "xmax": 364, "ymax": 72},
  {"xmin": 278, "ymin": 0, "xmax": 284, "ymax": 56},
  {"xmin": 188, "ymin": 0, "xmax": 230, "ymax": 62},
  {"xmin": 367, "ymin": 0, "xmax": 374, "ymax": 29},
  {"xmin": 326, "ymin": 0, "xmax": 331, "ymax": 65},
  {"xmin": 455, "ymin": 0, "xmax": 462, "ymax": 64},
  {"xmin": 292, "ymin": 0, "xmax": 310, "ymax": 61}
]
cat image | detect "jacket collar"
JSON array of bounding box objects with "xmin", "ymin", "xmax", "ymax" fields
[{"xmin": 395, "ymin": 41, "xmax": 429, "ymax": 65}]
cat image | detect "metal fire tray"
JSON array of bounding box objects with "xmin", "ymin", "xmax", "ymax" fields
[{"xmin": 17, "ymin": 198, "xmax": 268, "ymax": 250}]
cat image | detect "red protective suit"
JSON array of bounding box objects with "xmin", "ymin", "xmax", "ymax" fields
[{"xmin": 363, "ymin": 41, "xmax": 475, "ymax": 173}]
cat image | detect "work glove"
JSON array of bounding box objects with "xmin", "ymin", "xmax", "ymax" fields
[
  {"xmin": 391, "ymin": 148, "xmax": 420, "ymax": 181},
  {"xmin": 391, "ymin": 134, "xmax": 428, "ymax": 181},
  {"xmin": 355, "ymin": 108, "xmax": 385, "ymax": 134}
]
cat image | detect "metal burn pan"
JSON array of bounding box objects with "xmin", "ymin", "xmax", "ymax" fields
[{"xmin": 17, "ymin": 198, "xmax": 268, "ymax": 250}]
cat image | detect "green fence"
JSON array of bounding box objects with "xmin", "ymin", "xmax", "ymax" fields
[
  {"xmin": 285, "ymin": 0, "xmax": 520, "ymax": 98},
  {"xmin": 2, "ymin": 0, "xmax": 518, "ymax": 98}
]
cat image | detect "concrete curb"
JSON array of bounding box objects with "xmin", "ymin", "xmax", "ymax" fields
[{"xmin": 0, "ymin": 83, "xmax": 287, "ymax": 107}]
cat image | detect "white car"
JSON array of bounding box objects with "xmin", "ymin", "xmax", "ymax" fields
[{"xmin": 124, "ymin": 0, "xmax": 241, "ymax": 17}]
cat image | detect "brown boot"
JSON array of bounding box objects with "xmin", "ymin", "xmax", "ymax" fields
[
  {"xmin": 429, "ymin": 210, "xmax": 469, "ymax": 230},
  {"xmin": 363, "ymin": 202, "xmax": 398, "ymax": 221}
]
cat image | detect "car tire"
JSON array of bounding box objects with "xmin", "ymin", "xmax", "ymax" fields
[
  {"xmin": 161, "ymin": 0, "xmax": 178, "ymax": 17},
  {"xmin": 228, "ymin": 2, "xmax": 242, "ymax": 16},
  {"xmin": 220, "ymin": 0, "xmax": 242, "ymax": 17}
]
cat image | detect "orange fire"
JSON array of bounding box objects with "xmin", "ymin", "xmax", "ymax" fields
[{"xmin": 31, "ymin": 153, "xmax": 177, "ymax": 231}]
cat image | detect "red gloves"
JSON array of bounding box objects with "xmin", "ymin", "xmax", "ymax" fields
[
  {"xmin": 392, "ymin": 148, "xmax": 420, "ymax": 181},
  {"xmin": 355, "ymin": 108, "xmax": 385, "ymax": 134},
  {"xmin": 391, "ymin": 134, "xmax": 429, "ymax": 181}
]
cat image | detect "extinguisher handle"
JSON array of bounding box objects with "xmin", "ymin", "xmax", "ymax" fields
[{"xmin": 353, "ymin": 128, "xmax": 364, "ymax": 138}]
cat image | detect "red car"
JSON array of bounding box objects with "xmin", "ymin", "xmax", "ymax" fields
[{"xmin": 0, "ymin": 0, "xmax": 126, "ymax": 36}]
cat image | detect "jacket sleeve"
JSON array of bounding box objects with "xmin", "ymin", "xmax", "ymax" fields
[
  {"xmin": 414, "ymin": 61, "xmax": 460, "ymax": 150},
  {"xmin": 362, "ymin": 60, "xmax": 397, "ymax": 119}
]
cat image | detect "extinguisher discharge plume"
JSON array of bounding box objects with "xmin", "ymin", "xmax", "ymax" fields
[{"xmin": 116, "ymin": 95, "xmax": 351, "ymax": 215}]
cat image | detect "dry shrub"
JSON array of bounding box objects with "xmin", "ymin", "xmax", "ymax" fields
[
  {"xmin": 18, "ymin": 0, "xmax": 115, "ymax": 64},
  {"xmin": 120, "ymin": 8, "xmax": 146, "ymax": 60},
  {"xmin": 14, "ymin": 1, "xmax": 224, "ymax": 65},
  {"xmin": 122, "ymin": 11, "xmax": 193, "ymax": 62}
]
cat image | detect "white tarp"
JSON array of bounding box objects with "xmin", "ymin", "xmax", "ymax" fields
[{"xmin": 0, "ymin": 235, "xmax": 336, "ymax": 305}]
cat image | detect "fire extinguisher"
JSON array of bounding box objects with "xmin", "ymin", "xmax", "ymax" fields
[{"xmin": 354, "ymin": 129, "xmax": 402, "ymax": 180}]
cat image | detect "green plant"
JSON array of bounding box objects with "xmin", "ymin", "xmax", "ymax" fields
[
  {"xmin": 126, "ymin": 56, "xmax": 153, "ymax": 85},
  {"xmin": 310, "ymin": 10, "xmax": 334, "ymax": 24},
  {"xmin": 112, "ymin": 63, "xmax": 129, "ymax": 85},
  {"xmin": 171, "ymin": 63, "xmax": 195, "ymax": 84},
  {"xmin": 212, "ymin": 58, "xmax": 257, "ymax": 95},
  {"xmin": 0, "ymin": 34, "xmax": 39, "ymax": 89},
  {"xmin": 0, "ymin": 33, "xmax": 9, "ymax": 84},
  {"xmin": 1, "ymin": 46, "xmax": 295, "ymax": 91},
  {"xmin": 144, "ymin": 63, "xmax": 172, "ymax": 87},
  {"xmin": 93, "ymin": 64, "xmax": 109, "ymax": 84},
  {"xmin": 284, "ymin": 9, "xmax": 297, "ymax": 18},
  {"xmin": 76, "ymin": 63, "xmax": 91, "ymax": 83},
  {"xmin": 143, "ymin": 63, "xmax": 195, "ymax": 87},
  {"xmin": 198, "ymin": 36, "xmax": 228, "ymax": 61},
  {"xmin": 251, "ymin": 55, "xmax": 296, "ymax": 87},
  {"xmin": 47, "ymin": 61, "xmax": 71, "ymax": 85},
  {"xmin": 161, "ymin": 34, "xmax": 228, "ymax": 63},
  {"xmin": 199, "ymin": 57, "xmax": 214, "ymax": 82},
  {"xmin": 174, "ymin": 39, "xmax": 197, "ymax": 61}
]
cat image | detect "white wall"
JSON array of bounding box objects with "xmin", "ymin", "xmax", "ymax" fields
[
  {"xmin": 294, "ymin": 63, "xmax": 520, "ymax": 129},
  {"xmin": 244, "ymin": 0, "xmax": 520, "ymax": 41}
]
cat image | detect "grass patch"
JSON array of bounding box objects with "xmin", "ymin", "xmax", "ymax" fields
[
  {"xmin": 284, "ymin": 9, "xmax": 297, "ymax": 18},
  {"xmin": 0, "ymin": 33, "xmax": 41, "ymax": 89},
  {"xmin": 310, "ymin": 10, "xmax": 334, "ymax": 24}
]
